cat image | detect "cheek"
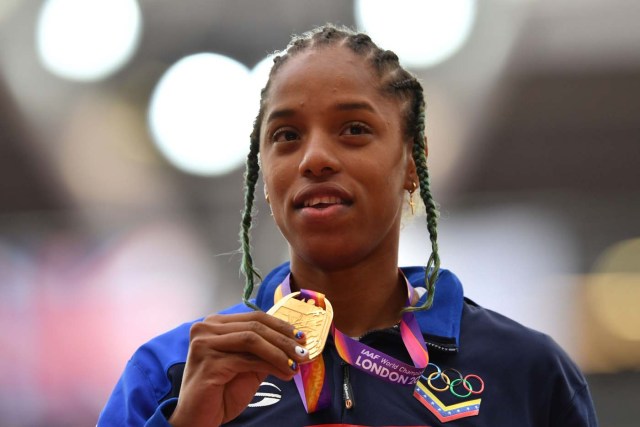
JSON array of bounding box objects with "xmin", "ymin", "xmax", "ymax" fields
[
  {"xmin": 366, "ymin": 150, "xmax": 407, "ymax": 187},
  {"xmin": 262, "ymin": 164, "xmax": 293, "ymax": 206},
  {"xmin": 377, "ymin": 161, "xmax": 410, "ymax": 207}
]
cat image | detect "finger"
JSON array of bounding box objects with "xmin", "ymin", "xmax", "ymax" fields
[
  {"xmin": 203, "ymin": 312, "xmax": 307, "ymax": 344},
  {"xmin": 203, "ymin": 331, "xmax": 305, "ymax": 376},
  {"xmin": 196, "ymin": 319, "xmax": 310, "ymax": 362},
  {"xmin": 190, "ymin": 343, "xmax": 298, "ymax": 381},
  {"xmin": 189, "ymin": 321, "xmax": 307, "ymax": 377},
  {"xmin": 215, "ymin": 351, "xmax": 300, "ymax": 381}
]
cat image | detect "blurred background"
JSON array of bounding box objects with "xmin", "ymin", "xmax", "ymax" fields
[{"xmin": 0, "ymin": 0, "xmax": 638, "ymax": 425}]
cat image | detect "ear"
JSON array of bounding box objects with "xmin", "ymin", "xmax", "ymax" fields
[{"xmin": 403, "ymin": 138, "xmax": 419, "ymax": 191}]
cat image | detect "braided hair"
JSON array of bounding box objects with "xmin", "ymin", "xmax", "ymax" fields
[{"xmin": 240, "ymin": 24, "xmax": 440, "ymax": 312}]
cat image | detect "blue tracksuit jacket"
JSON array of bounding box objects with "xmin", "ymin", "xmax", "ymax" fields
[{"xmin": 98, "ymin": 263, "xmax": 598, "ymax": 426}]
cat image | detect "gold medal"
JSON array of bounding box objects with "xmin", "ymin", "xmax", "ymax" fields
[{"xmin": 268, "ymin": 291, "xmax": 333, "ymax": 361}]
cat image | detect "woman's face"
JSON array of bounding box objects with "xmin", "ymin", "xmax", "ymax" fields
[{"xmin": 259, "ymin": 45, "xmax": 416, "ymax": 270}]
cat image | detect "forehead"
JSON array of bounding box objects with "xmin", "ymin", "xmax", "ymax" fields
[{"xmin": 265, "ymin": 45, "xmax": 396, "ymax": 109}]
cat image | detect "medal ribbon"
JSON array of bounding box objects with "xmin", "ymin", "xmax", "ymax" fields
[
  {"xmin": 331, "ymin": 277, "xmax": 430, "ymax": 385},
  {"xmin": 275, "ymin": 278, "xmax": 332, "ymax": 413},
  {"xmin": 274, "ymin": 273, "xmax": 430, "ymax": 412}
]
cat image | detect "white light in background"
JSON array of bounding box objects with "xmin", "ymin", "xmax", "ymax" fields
[
  {"xmin": 148, "ymin": 54, "xmax": 274, "ymax": 176},
  {"xmin": 36, "ymin": 0, "xmax": 142, "ymax": 81},
  {"xmin": 355, "ymin": 0, "xmax": 476, "ymax": 68}
]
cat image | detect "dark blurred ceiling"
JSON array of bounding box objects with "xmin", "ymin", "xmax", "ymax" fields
[
  {"xmin": 0, "ymin": 75, "xmax": 70, "ymax": 214},
  {"xmin": 0, "ymin": 0, "xmax": 638, "ymax": 225},
  {"xmin": 466, "ymin": 68, "xmax": 640, "ymax": 195}
]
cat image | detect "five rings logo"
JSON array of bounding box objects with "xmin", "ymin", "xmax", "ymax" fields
[{"xmin": 413, "ymin": 363, "xmax": 485, "ymax": 423}]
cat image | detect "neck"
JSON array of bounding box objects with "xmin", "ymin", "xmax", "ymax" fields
[{"xmin": 288, "ymin": 256, "xmax": 407, "ymax": 337}]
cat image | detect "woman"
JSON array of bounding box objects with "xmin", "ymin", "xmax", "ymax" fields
[{"xmin": 98, "ymin": 25, "xmax": 598, "ymax": 426}]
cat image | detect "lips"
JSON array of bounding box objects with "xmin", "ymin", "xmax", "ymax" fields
[{"xmin": 293, "ymin": 184, "xmax": 353, "ymax": 210}]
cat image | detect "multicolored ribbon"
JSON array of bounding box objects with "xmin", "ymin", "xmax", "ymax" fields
[
  {"xmin": 276, "ymin": 278, "xmax": 332, "ymax": 412},
  {"xmin": 274, "ymin": 272, "xmax": 430, "ymax": 412},
  {"xmin": 331, "ymin": 275, "xmax": 429, "ymax": 386}
]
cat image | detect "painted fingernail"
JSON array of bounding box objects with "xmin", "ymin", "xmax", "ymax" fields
[
  {"xmin": 288, "ymin": 359, "xmax": 298, "ymax": 371},
  {"xmin": 293, "ymin": 329, "xmax": 305, "ymax": 340},
  {"xmin": 295, "ymin": 346, "xmax": 308, "ymax": 357}
]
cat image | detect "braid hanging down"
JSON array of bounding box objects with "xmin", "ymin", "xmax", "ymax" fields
[{"xmin": 239, "ymin": 24, "xmax": 440, "ymax": 311}]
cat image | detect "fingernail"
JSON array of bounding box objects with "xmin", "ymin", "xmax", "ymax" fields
[
  {"xmin": 288, "ymin": 359, "xmax": 298, "ymax": 371},
  {"xmin": 295, "ymin": 346, "xmax": 308, "ymax": 357},
  {"xmin": 293, "ymin": 329, "xmax": 305, "ymax": 340}
]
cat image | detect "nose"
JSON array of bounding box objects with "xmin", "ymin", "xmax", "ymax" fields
[{"xmin": 298, "ymin": 132, "xmax": 340, "ymax": 178}]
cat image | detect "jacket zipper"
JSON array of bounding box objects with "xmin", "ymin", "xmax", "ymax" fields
[{"xmin": 342, "ymin": 362, "xmax": 355, "ymax": 410}]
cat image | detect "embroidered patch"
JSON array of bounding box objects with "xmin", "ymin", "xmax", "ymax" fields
[{"xmin": 413, "ymin": 363, "xmax": 484, "ymax": 423}]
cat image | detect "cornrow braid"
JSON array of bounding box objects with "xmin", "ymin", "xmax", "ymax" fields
[
  {"xmin": 347, "ymin": 33, "xmax": 374, "ymax": 54},
  {"xmin": 392, "ymin": 78, "xmax": 440, "ymax": 312},
  {"xmin": 239, "ymin": 130, "xmax": 261, "ymax": 311},
  {"xmin": 239, "ymin": 24, "xmax": 440, "ymax": 311}
]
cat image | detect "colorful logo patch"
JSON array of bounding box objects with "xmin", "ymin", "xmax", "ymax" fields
[{"xmin": 413, "ymin": 363, "xmax": 485, "ymax": 423}]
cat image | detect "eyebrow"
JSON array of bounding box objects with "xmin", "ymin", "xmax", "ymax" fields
[
  {"xmin": 266, "ymin": 108, "xmax": 295, "ymax": 123},
  {"xmin": 266, "ymin": 102, "xmax": 376, "ymax": 124},
  {"xmin": 335, "ymin": 102, "xmax": 376, "ymax": 113}
]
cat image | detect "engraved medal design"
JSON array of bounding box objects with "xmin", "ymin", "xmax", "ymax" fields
[{"xmin": 268, "ymin": 291, "xmax": 333, "ymax": 361}]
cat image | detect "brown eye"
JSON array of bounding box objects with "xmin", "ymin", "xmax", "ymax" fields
[
  {"xmin": 272, "ymin": 128, "xmax": 300, "ymax": 143},
  {"xmin": 341, "ymin": 122, "xmax": 372, "ymax": 136}
]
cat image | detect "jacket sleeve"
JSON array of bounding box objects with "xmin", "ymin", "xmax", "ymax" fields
[
  {"xmin": 97, "ymin": 359, "xmax": 175, "ymax": 426},
  {"xmin": 553, "ymin": 384, "xmax": 599, "ymax": 427},
  {"xmin": 97, "ymin": 319, "xmax": 198, "ymax": 426},
  {"xmin": 544, "ymin": 336, "xmax": 599, "ymax": 427},
  {"xmin": 97, "ymin": 310, "xmax": 251, "ymax": 426}
]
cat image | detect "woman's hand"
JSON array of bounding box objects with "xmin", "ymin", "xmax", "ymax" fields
[{"xmin": 168, "ymin": 311, "xmax": 308, "ymax": 427}]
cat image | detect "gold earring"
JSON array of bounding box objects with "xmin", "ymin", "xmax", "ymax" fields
[{"xmin": 408, "ymin": 182, "xmax": 417, "ymax": 215}]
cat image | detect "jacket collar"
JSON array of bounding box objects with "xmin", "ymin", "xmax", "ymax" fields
[{"xmin": 255, "ymin": 262, "xmax": 463, "ymax": 350}]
